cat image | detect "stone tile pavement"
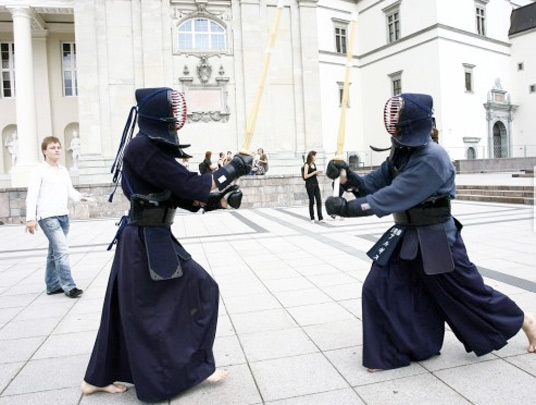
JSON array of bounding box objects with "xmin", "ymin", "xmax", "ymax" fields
[{"xmin": 0, "ymin": 185, "xmax": 535, "ymax": 404}]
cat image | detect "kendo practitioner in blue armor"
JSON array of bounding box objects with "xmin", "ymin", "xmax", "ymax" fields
[
  {"xmin": 325, "ymin": 93, "xmax": 536, "ymax": 371},
  {"xmin": 80, "ymin": 87, "xmax": 253, "ymax": 401}
]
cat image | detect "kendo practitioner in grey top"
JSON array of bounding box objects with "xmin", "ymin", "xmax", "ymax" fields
[
  {"xmin": 325, "ymin": 93, "xmax": 536, "ymax": 371},
  {"xmin": 81, "ymin": 87, "xmax": 252, "ymax": 401}
]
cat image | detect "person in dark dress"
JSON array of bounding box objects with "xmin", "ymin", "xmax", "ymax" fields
[
  {"xmin": 325, "ymin": 93, "xmax": 536, "ymax": 370},
  {"xmin": 80, "ymin": 87, "xmax": 252, "ymax": 401},
  {"xmin": 303, "ymin": 150, "xmax": 324, "ymax": 223}
]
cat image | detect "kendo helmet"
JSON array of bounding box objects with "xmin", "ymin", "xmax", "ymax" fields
[
  {"xmin": 135, "ymin": 87, "xmax": 189, "ymax": 150},
  {"xmin": 383, "ymin": 93, "xmax": 434, "ymax": 147}
]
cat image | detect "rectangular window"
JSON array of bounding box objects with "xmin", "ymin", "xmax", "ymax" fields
[
  {"xmin": 337, "ymin": 82, "xmax": 350, "ymax": 108},
  {"xmin": 392, "ymin": 78, "xmax": 402, "ymax": 96},
  {"xmin": 463, "ymin": 63, "xmax": 475, "ymax": 93},
  {"xmin": 388, "ymin": 71, "xmax": 403, "ymax": 96},
  {"xmin": 387, "ymin": 10, "xmax": 400, "ymax": 43},
  {"xmin": 476, "ymin": 5, "xmax": 486, "ymax": 36},
  {"xmin": 518, "ymin": 62, "xmax": 524, "ymax": 71},
  {"xmin": 335, "ymin": 26, "xmax": 347, "ymax": 54},
  {"xmin": 465, "ymin": 72, "xmax": 472, "ymax": 92},
  {"xmin": 1, "ymin": 42, "xmax": 15, "ymax": 98},
  {"xmin": 62, "ymin": 42, "xmax": 77, "ymax": 96},
  {"xmin": 530, "ymin": 84, "xmax": 536, "ymax": 93}
]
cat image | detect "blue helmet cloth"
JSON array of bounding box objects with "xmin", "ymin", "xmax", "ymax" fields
[
  {"xmin": 387, "ymin": 93, "xmax": 434, "ymax": 148},
  {"xmin": 135, "ymin": 87, "xmax": 190, "ymax": 153}
]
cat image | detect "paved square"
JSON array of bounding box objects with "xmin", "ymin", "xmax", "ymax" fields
[{"xmin": 0, "ymin": 191, "xmax": 535, "ymax": 404}]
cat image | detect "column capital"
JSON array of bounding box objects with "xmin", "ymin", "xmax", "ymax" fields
[{"xmin": 6, "ymin": 5, "xmax": 48, "ymax": 32}]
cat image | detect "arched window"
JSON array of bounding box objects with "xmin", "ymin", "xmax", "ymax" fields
[
  {"xmin": 466, "ymin": 147, "xmax": 476, "ymax": 160},
  {"xmin": 178, "ymin": 18, "xmax": 226, "ymax": 51}
]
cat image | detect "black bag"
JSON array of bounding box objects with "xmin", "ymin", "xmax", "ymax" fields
[{"xmin": 301, "ymin": 164, "xmax": 306, "ymax": 180}]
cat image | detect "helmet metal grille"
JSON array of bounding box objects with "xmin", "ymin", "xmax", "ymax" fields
[
  {"xmin": 384, "ymin": 96, "xmax": 404, "ymax": 136},
  {"xmin": 171, "ymin": 90, "xmax": 187, "ymax": 131}
]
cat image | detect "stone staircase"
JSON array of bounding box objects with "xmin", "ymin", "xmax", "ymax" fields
[{"xmin": 455, "ymin": 185, "xmax": 534, "ymax": 205}]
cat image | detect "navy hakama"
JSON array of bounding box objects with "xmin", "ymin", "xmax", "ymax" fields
[
  {"xmin": 84, "ymin": 225, "xmax": 219, "ymax": 402},
  {"xmin": 362, "ymin": 230, "xmax": 524, "ymax": 370}
]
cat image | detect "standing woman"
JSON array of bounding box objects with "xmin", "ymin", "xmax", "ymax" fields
[{"xmin": 304, "ymin": 150, "xmax": 324, "ymax": 223}]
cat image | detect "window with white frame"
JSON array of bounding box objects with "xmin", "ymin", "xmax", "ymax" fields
[
  {"xmin": 62, "ymin": 42, "xmax": 77, "ymax": 96},
  {"xmin": 333, "ymin": 21, "xmax": 348, "ymax": 54},
  {"xmin": 389, "ymin": 71, "xmax": 402, "ymax": 96},
  {"xmin": 178, "ymin": 18, "xmax": 226, "ymax": 51},
  {"xmin": 475, "ymin": 2, "xmax": 486, "ymax": 36},
  {"xmin": 530, "ymin": 84, "xmax": 535, "ymax": 94},
  {"xmin": 384, "ymin": 3, "xmax": 401, "ymax": 44},
  {"xmin": 463, "ymin": 64, "xmax": 475, "ymax": 92},
  {"xmin": 517, "ymin": 62, "xmax": 524, "ymax": 71},
  {"xmin": 1, "ymin": 42, "xmax": 15, "ymax": 98},
  {"xmin": 337, "ymin": 82, "xmax": 350, "ymax": 108}
]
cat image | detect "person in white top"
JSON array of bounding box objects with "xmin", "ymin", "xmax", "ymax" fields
[{"xmin": 26, "ymin": 136, "xmax": 89, "ymax": 298}]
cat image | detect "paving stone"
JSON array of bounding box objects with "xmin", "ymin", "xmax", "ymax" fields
[
  {"xmin": 304, "ymin": 319, "xmax": 363, "ymax": 351},
  {"xmin": 265, "ymin": 388, "xmax": 365, "ymax": 405},
  {"xmin": 0, "ymin": 336, "xmax": 45, "ymax": 364},
  {"xmin": 232, "ymin": 308, "xmax": 297, "ymax": 334},
  {"xmin": 0, "ymin": 388, "xmax": 82, "ymax": 405},
  {"xmin": 3, "ymin": 354, "xmax": 89, "ymax": 395},
  {"xmin": 434, "ymin": 359, "xmax": 536, "ymax": 405},
  {"xmin": 239, "ymin": 328, "xmax": 318, "ymax": 361},
  {"xmin": 170, "ymin": 364, "xmax": 262, "ymax": 405},
  {"xmin": 286, "ymin": 302, "xmax": 354, "ymax": 326},
  {"xmin": 354, "ymin": 373, "xmax": 472, "ymax": 405},
  {"xmin": 249, "ymin": 353, "xmax": 349, "ymax": 402}
]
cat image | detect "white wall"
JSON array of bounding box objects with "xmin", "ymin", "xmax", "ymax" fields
[{"xmin": 510, "ymin": 27, "xmax": 536, "ymax": 151}]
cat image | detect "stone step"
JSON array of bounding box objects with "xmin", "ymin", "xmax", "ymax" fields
[
  {"xmin": 456, "ymin": 185, "xmax": 533, "ymax": 191},
  {"xmin": 455, "ymin": 184, "xmax": 534, "ymax": 205},
  {"xmin": 455, "ymin": 189, "xmax": 534, "ymax": 198},
  {"xmin": 455, "ymin": 194, "xmax": 534, "ymax": 205}
]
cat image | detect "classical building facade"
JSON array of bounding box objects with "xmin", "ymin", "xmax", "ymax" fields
[{"xmin": 0, "ymin": 0, "xmax": 534, "ymax": 187}]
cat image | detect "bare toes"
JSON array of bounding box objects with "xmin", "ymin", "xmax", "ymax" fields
[{"xmin": 206, "ymin": 369, "xmax": 230, "ymax": 383}]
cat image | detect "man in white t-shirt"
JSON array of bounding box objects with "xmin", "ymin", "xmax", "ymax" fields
[{"xmin": 26, "ymin": 136, "xmax": 89, "ymax": 298}]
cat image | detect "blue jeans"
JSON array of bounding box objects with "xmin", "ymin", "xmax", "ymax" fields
[{"xmin": 38, "ymin": 215, "xmax": 76, "ymax": 293}]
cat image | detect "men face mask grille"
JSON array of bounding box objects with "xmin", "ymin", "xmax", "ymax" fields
[
  {"xmin": 384, "ymin": 96, "xmax": 404, "ymax": 136},
  {"xmin": 171, "ymin": 90, "xmax": 187, "ymax": 132}
]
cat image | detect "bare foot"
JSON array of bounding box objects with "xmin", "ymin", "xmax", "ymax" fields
[
  {"xmin": 522, "ymin": 312, "xmax": 536, "ymax": 353},
  {"xmin": 206, "ymin": 369, "xmax": 230, "ymax": 383},
  {"xmin": 80, "ymin": 380, "xmax": 128, "ymax": 395},
  {"xmin": 367, "ymin": 368, "xmax": 382, "ymax": 372}
]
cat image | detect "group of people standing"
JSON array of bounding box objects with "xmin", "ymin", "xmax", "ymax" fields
[
  {"xmin": 199, "ymin": 148, "xmax": 268, "ymax": 176},
  {"xmin": 23, "ymin": 88, "xmax": 535, "ymax": 403}
]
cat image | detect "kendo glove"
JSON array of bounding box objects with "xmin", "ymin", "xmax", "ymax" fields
[
  {"xmin": 325, "ymin": 197, "xmax": 349, "ymax": 217},
  {"xmin": 326, "ymin": 160, "xmax": 350, "ymax": 180},
  {"xmin": 325, "ymin": 196, "xmax": 372, "ymax": 217},
  {"xmin": 212, "ymin": 153, "xmax": 253, "ymax": 190},
  {"xmin": 203, "ymin": 185, "xmax": 243, "ymax": 212}
]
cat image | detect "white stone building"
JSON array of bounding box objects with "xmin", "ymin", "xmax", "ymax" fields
[{"xmin": 0, "ymin": 0, "xmax": 534, "ymax": 187}]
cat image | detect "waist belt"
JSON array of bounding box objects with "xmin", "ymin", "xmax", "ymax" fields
[
  {"xmin": 393, "ymin": 196, "xmax": 451, "ymax": 226},
  {"xmin": 128, "ymin": 191, "xmax": 176, "ymax": 227},
  {"xmin": 128, "ymin": 206, "xmax": 176, "ymax": 226}
]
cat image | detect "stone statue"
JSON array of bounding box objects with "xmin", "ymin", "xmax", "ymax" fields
[
  {"xmin": 197, "ymin": 55, "xmax": 212, "ymax": 84},
  {"xmin": 4, "ymin": 131, "xmax": 18, "ymax": 168},
  {"xmin": 69, "ymin": 130, "xmax": 81, "ymax": 169}
]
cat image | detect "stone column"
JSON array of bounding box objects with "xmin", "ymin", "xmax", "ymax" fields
[
  {"xmin": 8, "ymin": 5, "xmax": 40, "ymax": 187},
  {"xmin": 297, "ymin": 0, "xmax": 324, "ymax": 155}
]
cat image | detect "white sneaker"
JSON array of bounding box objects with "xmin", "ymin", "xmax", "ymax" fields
[{"xmin": 311, "ymin": 219, "xmax": 315, "ymax": 223}]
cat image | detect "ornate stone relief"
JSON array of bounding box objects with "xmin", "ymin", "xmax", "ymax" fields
[{"xmin": 197, "ymin": 55, "xmax": 212, "ymax": 84}]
